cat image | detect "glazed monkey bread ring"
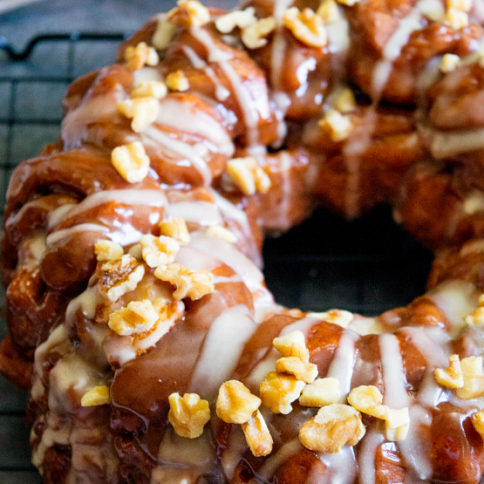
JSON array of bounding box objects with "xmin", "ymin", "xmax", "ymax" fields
[{"xmin": 3, "ymin": 0, "xmax": 484, "ymax": 482}]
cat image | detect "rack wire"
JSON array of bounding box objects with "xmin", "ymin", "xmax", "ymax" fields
[{"xmin": 0, "ymin": 32, "xmax": 433, "ymax": 483}]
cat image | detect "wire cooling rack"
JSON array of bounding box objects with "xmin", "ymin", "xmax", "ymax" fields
[{"xmin": 0, "ymin": 33, "xmax": 433, "ymax": 483}]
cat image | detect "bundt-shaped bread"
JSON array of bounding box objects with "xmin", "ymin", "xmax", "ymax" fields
[{"xmin": 2, "ymin": 0, "xmax": 484, "ymax": 482}]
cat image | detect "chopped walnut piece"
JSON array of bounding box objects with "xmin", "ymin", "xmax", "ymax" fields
[
  {"xmin": 118, "ymin": 97, "xmax": 159, "ymax": 133},
  {"xmin": 152, "ymin": 14, "xmax": 177, "ymax": 50},
  {"xmin": 206, "ymin": 225, "xmax": 237, "ymax": 243},
  {"xmin": 124, "ymin": 42, "xmax": 159, "ymax": 71},
  {"xmin": 283, "ymin": 7, "xmax": 327, "ymax": 48},
  {"xmin": 318, "ymin": 109, "xmax": 352, "ymax": 142},
  {"xmin": 81, "ymin": 385, "xmax": 110, "ymax": 407},
  {"xmin": 273, "ymin": 330, "xmax": 310, "ymax": 362},
  {"xmin": 347, "ymin": 385, "xmax": 388, "ymax": 419},
  {"xmin": 317, "ymin": 0, "xmax": 340, "ymax": 24},
  {"xmin": 275, "ymin": 356, "xmax": 318, "ymax": 384},
  {"xmin": 108, "ymin": 299, "xmax": 159, "ymax": 336},
  {"xmin": 299, "ymin": 403, "xmax": 365, "ymax": 453},
  {"xmin": 215, "ymin": 7, "xmax": 257, "ymax": 33},
  {"xmin": 464, "ymin": 307, "xmax": 484, "ymax": 327},
  {"xmin": 111, "ymin": 142, "xmax": 150, "ymax": 184},
  {"xmin": 99, "ymin": 254, "xmax": 145, "ymax": 302},
  {"xmin": 299, "ymin": 377, "xmax": 341, "ymax": 407},
  {"xmin": 242, "ymin": 410, "xmax": 273, "ymax": 457},
  {"xmin": 94, "ymin": 240, "xmax": 124, "ymax": 262},
  {"xmin": 226, "ymin": 156, "xmax": 271, "ymax": 196},
  {"xmin": 445, "ymin": 7, "xmax": 468, "ymax": 28},
  {"xmin": 260, "ymin": 371, "xmax": 306, "ymax": 414},
  {"xmin": 455, "ymin": 356, "xmax": 484, "ymax": 400},
  {"xmin": 167, "ymin": 0, "xmax": 211, "ymax": 27},
  {"xmin": 154, "ymin": 263, "xmax": 214, "ymax": 300},
  {"xmin": 166, "ymin": 70, "xmax": 190, "ymax": 92},
  {"xmin": 336, "ymin": 0, "xmax": 360, "ymax": 5},
  {"xmin": 168, "ymin": 392, "xmax": 211, "ymax": 438},
  {"xmin": 140, "ymin": 234, "xmax": 180, "ymax": 268},
  {"xmin": 448, "ymin": 0, "xmax": 472, "ymax": 12},
  {"xmin": 471, "ymin": 410, "xmax": 484, "ymax": 441},
  {"xmin": 216, "ymin": 380, "xmax": 261, "ymax": 424},
  {"xmin": 241, "ymin": 17, "xmax": 276, "ymax": 50},
  {"xmin": 434, "ymin": 354, "xmax": 464, "ymax": 389},
  {"xmin": 440, "ymin": 53, "xmax": 460, "ymax": 73},
  {"xmin": 384, "ymin": 407, "xmax": 410, "ymax": 441},
  {"xmin": 131, "ymin": 80, "xmax": 167, "ymax": 99},
  {"xmin": 334, "ymin": 88, "xmax": 356, "ymax": 114},
  {"xmin": 160, "ymin": 218, "xmax": 190, "ymax": 244}
]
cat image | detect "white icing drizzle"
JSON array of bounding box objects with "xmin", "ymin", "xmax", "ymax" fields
[
  {"xmin": 189, "ymin": 304, "xmax": 258, "ymax": 397},
  {"xmin": 428, "ymin": 279, "xmax": 479, "ymax": 336},
  {"xmin": 430, "ymin": 127, "xmax": 484, "ymax": 158},
  {"xmin": 270, "ymin": 0, "xmax": 293, "ymax": 90},
  {"xmin": 371, "ymin": 0, "xmax": 444, "ymax": 96},
  {"xmin": 357, "ymin": 427, "xmax": 384, "ymax": 484},
  {"xmin": 460, "ymin": 238, "xmax": 484, "ymax": 256},
  {"xmin": 191, "ymin": 28, "xmax": 261, "ymax": 146},
  {"xmin": 142, "ymin": 126, "xmax": 213, "ymax": 185},
  {"xmin": 65, "ymin": 286, "xmax": 100, "ymax": 324},
  {"xmin": 62, "ymin": 78, "xmax": 125, "ymax": 149},
  {"xmin": 133, "ymin": 67, "xmax": 162, "ymax": 85},
  {"xmin": 397, "ymin": 404, "xmax": 434, "ymax": 480},
  {"xmin": 318, "ymin": 446, "xmax": 356, "ymax": 484},
  {"xmin": 182, "ymin": 45, "xmax": 231, "ymax": 101},
  {"xmin": 271, "ymin": 152, "xmax": 292, "ymax": 230},
  {"xmin": 156, "ymin": 96, "xmax": 234, "ymax": 156},
  {"xmin": 326, "ymin": 10, "xmax": 350, "ymax": 56},
  {"xmin": 49, "ymin": 189, "xmax": 167, "ymax": 229},
  {"xmin": 168, "ymin": 201, "xmax": 223, "ymax": 225},
  {"xmin": 281, "ymin": 314, "xmax": 321, "ymax": 336},
  {"xmin": 210, "ymin": 189, "xmax": 251, "ymax": 234},
  {"xmin": 326, "ymin": 329, "xmax": 357, "ymax": 398},
  {"xmin": 400, "ymin": 326, "xmax": 449, "ymax": 367},
  {"xmin": 220, "ymin": 428, "xmax": 249, "ymax": 480},
  {"xmin": 189, "ymin": 231, "xmax": 264, "ymax": 293},
  {"xmin": 379, "ymin": 333, "xmax": 409, "ymax": 407},
  {"xmin": 46, "ymin": 223, "xmax": 109, "ymax": 247},
  {"xmin": 249, "ymin": 438, "xmax": 302, "ymax": 482},
  {"xmin": 151, "ymin": 429, "xmax": 214, "ymax": 482}
]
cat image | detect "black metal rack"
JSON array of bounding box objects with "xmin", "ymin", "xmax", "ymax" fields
[{"xmin": 0, "ymin": 33, "xmax": 433, "ymax": 483}]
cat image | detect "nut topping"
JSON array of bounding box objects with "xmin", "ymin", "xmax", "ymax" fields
[
  {"xmin": 242, "ymin": 410, "xmax": 273, "ymax": 457},
  {"xmin": 275, "ymin": 356, "xmax": 318, "ymax": 384},
  {"xmin": 124, "ymin": 42, "xmax": 159, "ymax": 71},
  {"xmin": 140, "ymin": 234, "xmax": 180, "ymax": 268},
  {"xmin": 283, "ymin": 7, "xmax": 327, "ymax": 48},
  {"xmin": 111, "ymin": 142, "xmax": 150, "ymax": 184},
  {"xmin": 94, "ymin": 240, "xmax": 124, "ymax": 262},
  {"xmin": 108, "ymin": 299, "xmax": 159, "ymax": 336},
  {"xmin": 81, "ymin": 385, "xmax": 110, "ymax": 407},
  {"xmin": 273, "ymin": 330, "xmax": 310, "ymax": 362},
  {"xmin": 168, "ymin": 392, "xmax": 211, "ymax": 438},
  {"xmin": 160, "ymin": 218, "xmax": 190, "ymax": 244},
  {"xmin": 299, "ymin": 377, "xmax": 341, "ymax": 407},
  {"xmin": 154, "ymin": 263, "xmax": 214, "ymax": 300},
  {"xmin": 260, "ymin": 371, "xmax": 305, "ymax": 414},
  {"xmin": 216, "ymin": 380, "xmax": 261, "ymax": 424},
  {"xmin": 299, "ymin": 403, "xmax": 365, "ymax": 453},
  {"xmin": 118, "ymin": 97, "xmax": 159, "ymax": 133},
  {"xmin": 434, "ymin": 354, "xmax": 464, "ymax": 389},
  {"xmin": 99, "ymin": 254, "xmax": 145, "ymax": 302}
]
